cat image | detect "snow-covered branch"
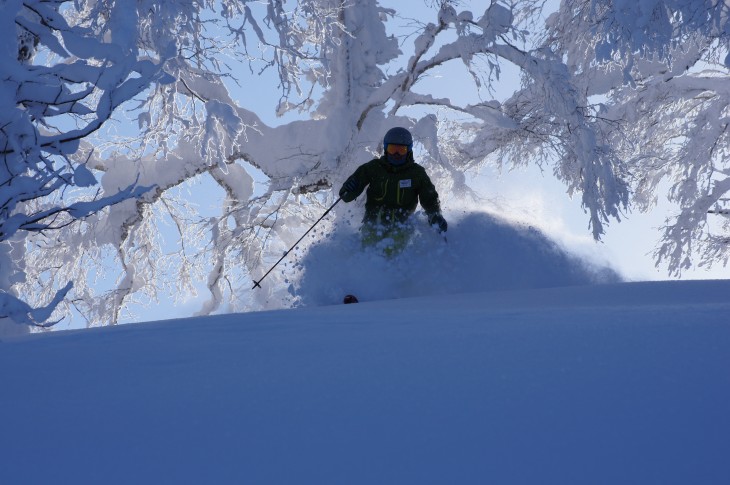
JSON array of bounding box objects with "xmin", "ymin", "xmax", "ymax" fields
[
  {"xmin": 544, "ymin": 0, "xmax": 730, "ymax": 272},
  {"xmin": 1, "ymin": 0, "xmax": 172, "ymax": 329}
]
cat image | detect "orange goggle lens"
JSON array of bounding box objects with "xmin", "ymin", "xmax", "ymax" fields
[{"xmin": 386, "ymin": 144, "xmax": 409, "ymax": 156}]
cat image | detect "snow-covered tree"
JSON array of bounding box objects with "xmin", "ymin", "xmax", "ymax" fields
[
  {"xmin": 3, "ymin": 0, "xmax": 529, "ymax": 325},
  {"xmin": 5, "ymin": 0, "xmax": 639, "ymax": 328},
  {"xmin": 2, "ymin": 0, "xmax": 357, "ymax": 328},
  {"xmin": 542, "ymin": 0, "xmax": 730, "ymax": 275},
  {"xmin": 1, "ymin": 0, "xmax": 172, "ymax": 331},
  {"xmin": 12, "ymin": 0, "xmax": 721, "ymax": 330}
]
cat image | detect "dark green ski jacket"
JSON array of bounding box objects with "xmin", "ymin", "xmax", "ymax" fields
[{"xmin": 339, "ymin": 155, "xmax": 442, "ymax": 225}]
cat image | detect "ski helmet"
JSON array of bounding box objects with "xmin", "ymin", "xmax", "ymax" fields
[{"xmin": 383, "ymin": 127, "xmax": 413, "ymax": 152}]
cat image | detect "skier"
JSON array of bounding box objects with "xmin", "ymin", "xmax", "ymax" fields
[{"xmin": 339, "ymin": 127, "xmax": 447, "ymax": 256}]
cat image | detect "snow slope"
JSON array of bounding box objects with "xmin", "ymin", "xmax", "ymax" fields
[{"xmin": 2, "ymin": 279, "xmax": 729, "ymax": 485}]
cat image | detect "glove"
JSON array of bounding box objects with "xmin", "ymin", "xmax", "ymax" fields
[
  {"xmin": 429, "ymin": 213, "xmax": 447, "ymax": 233},
  {"xmin": 342, "ymin": 177, "xmax": 358, "ymax": 193}
]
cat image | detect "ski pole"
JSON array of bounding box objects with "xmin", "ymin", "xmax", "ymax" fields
[{"xmin": 252, "ymin": 197, "xmax": 342, "ymax": 289}]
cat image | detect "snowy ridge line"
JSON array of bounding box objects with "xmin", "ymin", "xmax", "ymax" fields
[
  {"xmin": 294, "ymin": 279, "xmax": 730, "ymax": 316},
  {"xmin": 325, "ymin": 280, "xmax": 730, "ymax": 327},
  {"xmin": 432, "ymin": 279, "xmax": 730, "ymax": 311}
]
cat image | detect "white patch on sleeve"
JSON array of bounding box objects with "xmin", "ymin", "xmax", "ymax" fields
[{"xmin": 399, "ymin": 179, "xmax": 412, "ymax": 188}]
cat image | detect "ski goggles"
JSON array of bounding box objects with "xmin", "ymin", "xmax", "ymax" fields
[{"xmin": 386, "ymin": 144, "xmax": 409, "ymax": 156}]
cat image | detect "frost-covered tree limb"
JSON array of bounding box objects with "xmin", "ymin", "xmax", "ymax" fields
[
  {"xmin": 544, "ymin": 0, "xmax": 730, "ymax": 274},
  {"xmin": 0, "ymin": 0, "xmax": 171, "ymax": 330},
  {"xmin": 0, "ymin": 281, "xmax": 73, "ymax": 328}
]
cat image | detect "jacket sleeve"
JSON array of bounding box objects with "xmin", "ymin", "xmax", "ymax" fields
[
  {"xmin": 339, "ymin": 163, "xmax": 371, "ymax": 202},
  {"xmin": 417, "ymin": 168, "xmax": 442, "ymax": 216}
]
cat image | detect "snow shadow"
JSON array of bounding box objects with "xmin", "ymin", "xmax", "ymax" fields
[{"xmin": 291, "ymin": 211, "xmax": 622, "ymax": 306}]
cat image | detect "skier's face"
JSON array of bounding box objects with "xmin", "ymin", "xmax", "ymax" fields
[{"xmin": 386, "ymin": 144, "xmax": 408, "ymax": 164}]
